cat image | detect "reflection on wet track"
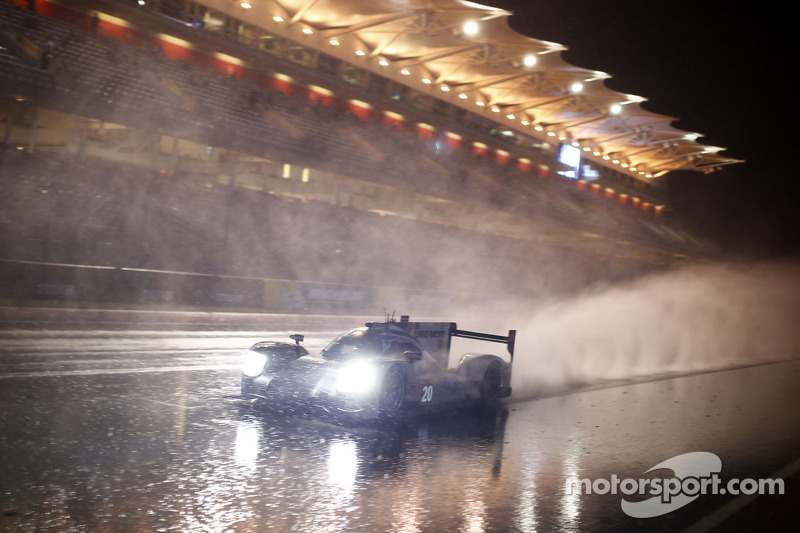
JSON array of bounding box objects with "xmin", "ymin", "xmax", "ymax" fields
[
  {"xmin": 0, "ymin": 329, "xmax": 334, "ymax": 378},
  {"xmin": 0, "ymin": 326, "xmax": 798, "ymax": 531}
]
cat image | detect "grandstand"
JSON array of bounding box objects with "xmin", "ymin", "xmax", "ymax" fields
[{"xmin": 0, "ymin": 0, "xmax": 738, "ymax": 313}]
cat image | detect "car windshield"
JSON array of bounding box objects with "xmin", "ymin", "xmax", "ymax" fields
[
  {"xmin": 320, "ymin": 331, "xmax": 382, "ymax": 360},
  {"xmin": 321, "ymin": 330, "xmax": 426, "ymax": 361}
]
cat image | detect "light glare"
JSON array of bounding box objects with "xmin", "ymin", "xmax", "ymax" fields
[
  {"xmin": 242, "ymin": 351, "xmax": 267, "ymax": 377},
  {"xmin": 337, "ymin": 360, "xmax": 378, "ymax": 394}
]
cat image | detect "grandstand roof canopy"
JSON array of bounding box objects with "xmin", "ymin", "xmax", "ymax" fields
[{"xmin": 197, "ymin": 0, "xmax": 742, "ymax": 178}]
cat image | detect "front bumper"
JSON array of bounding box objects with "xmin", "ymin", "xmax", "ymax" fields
[
  {"xmin": 241, "ymin": 373, "xmax": 379, "ymax": 419},
  {"xmin": 241, "ymin": 373, "xmax": 279, "ymax": 401}
]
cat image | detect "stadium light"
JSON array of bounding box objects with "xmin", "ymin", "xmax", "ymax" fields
[
  {"xmin": 523, "ymin": 54, "xmax": 537, "ymax": 67},
  {"xmin": 609, "ymin": 103, "xmax": 622, "ymax": 115},
  {"xmin": 240, "ymin": 2, "xmax": 252, "ymax": 8},
  {"xmin": 570, "ymin": 82, "xmax": 583, "ymax": 94},
  {"xmin": 463, "ymin": 21, "xmax": 479, "ymax": 36}
]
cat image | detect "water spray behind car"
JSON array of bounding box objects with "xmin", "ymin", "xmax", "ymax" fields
[{"xmin": 507, "ymin": 260, "xmax": 800, "ymax": 399}]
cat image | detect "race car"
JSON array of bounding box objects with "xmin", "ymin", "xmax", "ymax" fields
[{"xmin": 241, "ymin": 315, "xmax": 516, "ymax": 420}]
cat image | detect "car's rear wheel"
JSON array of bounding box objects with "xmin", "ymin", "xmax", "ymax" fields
[
  {"xmin": 480, "ymin": 361, "xmax": 503, "ymax": 399},
  {"xmin": 379, "ymin": 366, "xmax": 406, "ymax": 415}
]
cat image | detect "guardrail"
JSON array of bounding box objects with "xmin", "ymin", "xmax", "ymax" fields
[{"xmin": 0, "ymin": 258, "xmax": 512, "ymax": 316}]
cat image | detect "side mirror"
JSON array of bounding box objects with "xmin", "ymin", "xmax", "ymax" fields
[
  {"xmin": 404, "ymin": 350, "xmax": 423, "ymax": 361},
  {"xmin": 290, "ymin": 334, "xmax": 304, "ymax": 344}
]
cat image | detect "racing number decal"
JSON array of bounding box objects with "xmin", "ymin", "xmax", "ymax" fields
[{"xmin": 421, "ymin": 385, "xmax": 434, "ymax": 403}]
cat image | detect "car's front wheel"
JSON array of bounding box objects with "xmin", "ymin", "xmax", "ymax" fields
[{"xmin": 379, "ymin": 366, "xmax": 406, "ymax": 415}]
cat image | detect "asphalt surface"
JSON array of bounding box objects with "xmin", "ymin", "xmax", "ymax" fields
[{"xmin": 0, "ymin": 309, "xmax": 798, "ymax": 532}]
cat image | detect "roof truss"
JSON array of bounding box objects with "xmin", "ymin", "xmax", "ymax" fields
[{"xmin": 195, "ymin": 0, "xmax": 741, "ymax": 176}]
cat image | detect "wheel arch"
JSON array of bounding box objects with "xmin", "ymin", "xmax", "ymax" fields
[{"xmin": 457, "ymin": 353, "xmax": 507, "ymax": 379}]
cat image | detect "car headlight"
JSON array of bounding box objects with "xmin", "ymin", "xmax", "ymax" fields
[
  {"xmin": 337, "ymin": 360, "xmax": 379, "ymax": 395},
  {"xmin": 242, "ymin": 351, "xmax": 268, "ymax": 377}
]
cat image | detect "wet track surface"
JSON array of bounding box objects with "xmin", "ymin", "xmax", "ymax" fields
[{"xmin": 0, "ymin": 313, "xmax": 798, "ymax": 531}]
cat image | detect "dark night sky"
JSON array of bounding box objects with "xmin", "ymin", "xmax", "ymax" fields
[{"xmin": 489, "ymin": 0, "xmax": 799, "ymax": 258}]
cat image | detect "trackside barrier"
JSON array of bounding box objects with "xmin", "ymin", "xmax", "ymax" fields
[{"xmin": 0, "ymin": 260, "xmax": 509, "ymax": 315}]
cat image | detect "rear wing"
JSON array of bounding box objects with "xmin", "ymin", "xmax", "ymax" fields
[
  {"xmin": 452, "ymin": 326, "xmax": 516, "ymax": 362},
  {"xmin": 375, "ymin": 316, "xmax": 516, "ymax": 366}
]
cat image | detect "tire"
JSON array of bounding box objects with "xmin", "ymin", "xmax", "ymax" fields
[
  {"xmin": 480, "ymin": 361, "xmax": 503, "ymax": 400},
  {"xmin": 379, "ymin": 366, "xmax": 406, "ymax": 415}
]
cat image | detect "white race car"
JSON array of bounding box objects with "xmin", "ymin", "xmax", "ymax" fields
[{"xmin": 241, "ymin": 315, "xmax": 515, "ymax": 420}]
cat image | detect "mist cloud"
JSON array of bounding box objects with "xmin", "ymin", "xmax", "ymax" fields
[{"xmin": 508, "ymin": 260, "xmax": 800, "ymax": 399}]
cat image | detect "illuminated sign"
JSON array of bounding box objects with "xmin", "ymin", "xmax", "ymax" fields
[
  {"xmin": 582, "ymin": 165, "xmax": 599, "ymax": 180},
  {"xmin": 558, "ymin": 144, "xmax": 581, "ymax": 179}
]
